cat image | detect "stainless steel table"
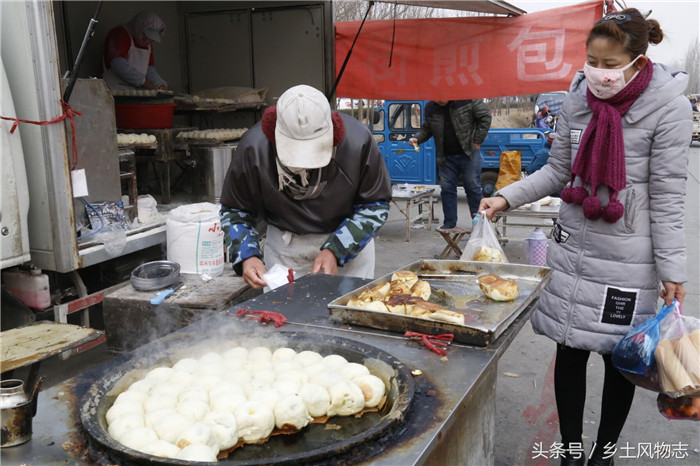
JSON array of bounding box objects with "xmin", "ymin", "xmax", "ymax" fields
[
  {"xmin": 391, "ymin": 186, "xmax": 436, "ymax": 242},
  {"xmin": 1, "ymin": 274, "xmax": 537, "ymax": 466},
  {"xmin": 494, "ymin": 204, "xmax": 560, "ymax": 244}
]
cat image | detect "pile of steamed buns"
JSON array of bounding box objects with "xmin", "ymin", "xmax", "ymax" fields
[
  {"xmin": 176, "ymin": 128, "xmax": 248, "ymax": 142},
  {"xmin": 116, "ymin": 133, "xmax": 157, "ymax": 146},
  {"xmin": 105, "ymin": 346, "xmax": 387, "ymax": 462}
]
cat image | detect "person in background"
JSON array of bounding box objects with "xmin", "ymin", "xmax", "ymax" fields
[
  {"xmin": 102, "ymin": 11, "xmax": 168, "ymax": 91},
  {"xmin": 219, "ymin": 84, "xmax": 392, "ymax": 289},
  {"xmin": 409, "ymin": 99, "xmax": 491, "ymax": 230},
  {"xmin": 480, "ymin": 9, "xmax": 690, "ymax": 466},
  {"xmin": 527, "ymin": 130, "xmax": 554, "ymax": 176},
  {"xmin": 690, "ymin": 97, "xmax": 698, "ymax": 112},
  {"xmin": 528, "ymin": 131, "xmax": 562, "ymax": 198},
  {"xmin": 535, "ymin": 105, "xmax": 553, "ymax": 129}
]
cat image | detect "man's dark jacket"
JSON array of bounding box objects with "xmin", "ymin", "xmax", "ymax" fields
[{"xmin": 414, "ymin": 100, "xmax": 492, "ymax": 167}]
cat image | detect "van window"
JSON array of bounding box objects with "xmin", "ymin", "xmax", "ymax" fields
[
  {"xmin": 388, "ymin": 103, "xmax": 422, "ymax": 131},
  {"xmin": 373, "ymin": 134, "xmax": 385, "ymax": 143},
  {"xmin": 372, "ymin": 109, "xmax": 385, "ymax": 132}
]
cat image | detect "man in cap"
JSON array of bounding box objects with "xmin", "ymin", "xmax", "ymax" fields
[
  {"xmin": 219, "ymin": 84, "xmax": 392, "ymax": 289},
  {"xmin": 102, "ymin": 12, "xmax": 168, "ymax": 91}
]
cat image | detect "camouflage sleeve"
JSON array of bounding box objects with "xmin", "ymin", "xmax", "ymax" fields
[
  {"xmin": 321, "ymin": 201, "xmax": 389, "ymax": 266},
  {"xmin": 220, "ymin": 205, "xmax": 263, "ymax": 275}
]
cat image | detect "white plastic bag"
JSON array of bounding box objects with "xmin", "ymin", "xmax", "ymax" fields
[
  {"xmin": 460, "ymin": 213, "xmax": 508, "ymax": 263},
  {"xmin": 654, "ymin": 301, "xmax": 700, "ymax": 397},
  {"xmin": 137, "ymin": 194, "xmax": 158, "ymax": 223},
  {"xmin": 94, "ymin": 224, "xmax": 127, "ymax": 257}
]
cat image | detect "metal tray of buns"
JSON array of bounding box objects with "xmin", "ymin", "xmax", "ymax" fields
[{"xmin": 328, "ymin": 260, "xmax": 551, "ymax": 347}]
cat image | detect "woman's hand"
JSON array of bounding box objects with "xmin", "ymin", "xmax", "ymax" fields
[
  {"xmin": 311, "ymin": 249, "xmax": 338, "ymax": 275},
  {"xmin": 478, "ymin": 196, "xmax": 510, "ymax": 220},
  {"xmin": 660, "ymin": 281, "xmax": 686, "ymax": 305},
  {"xmin": 242, "ymin": 257, "xmax": 267, "ymax": 289}
]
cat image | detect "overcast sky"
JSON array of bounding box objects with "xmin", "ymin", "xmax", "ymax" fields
[{"xmin": 513, "ymin": 0, "xmax": 700, "ymax": 67}]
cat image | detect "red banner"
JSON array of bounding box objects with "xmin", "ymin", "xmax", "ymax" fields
[{"xmin": 335, "ymin": 1, "xmax": 603, "ymax": 100}]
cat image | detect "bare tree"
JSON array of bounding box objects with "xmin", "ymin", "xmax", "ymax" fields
[
  {"xmin": 334, "ymin": 0, "xmax": 471, "ymax": 22},
  {"xmin": 683, "ymin": 36, "xmax": 699, "ymax": 95},
  {"xmin": 333, "ymin": 0, "xmax": 474, "ymax": 118}
]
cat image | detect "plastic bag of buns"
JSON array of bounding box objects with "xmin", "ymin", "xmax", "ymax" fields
[
  {"xmin": 653, "ymin": 300, "xmax": 700, "ymax": 397},
  {"xmin": 460, "ymin": 213, "xmax": 508, "ymax": 263}
]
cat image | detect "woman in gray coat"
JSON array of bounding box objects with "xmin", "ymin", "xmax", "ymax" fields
[{"xmin": 480, "ymin": 9, "xmax": 691, "ymax": 466}]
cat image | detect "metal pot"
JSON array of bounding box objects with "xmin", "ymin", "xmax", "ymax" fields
[
  {"xmin": 0, "ymin": 378, "xmax": 41, "ymax": 447},
  {"xmin": 80, "ymin": 329, "xmax": 415, "ymax": 464}
]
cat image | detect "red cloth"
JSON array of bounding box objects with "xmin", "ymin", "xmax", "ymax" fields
[
  {"xmin": 334, "ymin": 1, "xmax": 603, "ymax": 100},
  {"xmin": 102, "ymin": 26, "xmax": 154, "ymax": 70}
]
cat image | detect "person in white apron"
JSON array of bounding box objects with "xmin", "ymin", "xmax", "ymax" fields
[
  {"xmin": 102, "ymin": 12, "xmax": 167, "ymax": 91},
  {"xmin": 219, "ymin": 85, "xmax": 392, "ymax": 290}
]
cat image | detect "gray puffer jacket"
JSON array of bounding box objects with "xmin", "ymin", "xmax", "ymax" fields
[{"xmin": 498, "ymin": 63, "xmax": 692, "ymax": 354}]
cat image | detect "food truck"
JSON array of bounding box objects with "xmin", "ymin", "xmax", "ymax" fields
[{"xmin": 1, "ymin": 0, "xmax": 335, "ymax": 319}]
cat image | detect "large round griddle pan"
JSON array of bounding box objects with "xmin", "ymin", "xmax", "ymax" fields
[{"xmin": 80, "ymin": 330, "xmax": 414, "ymax": 465}]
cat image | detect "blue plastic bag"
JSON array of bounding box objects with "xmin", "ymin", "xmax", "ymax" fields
[{"xmin": 612, "ymin": 301, "xmax": 676, "ymax": 376}]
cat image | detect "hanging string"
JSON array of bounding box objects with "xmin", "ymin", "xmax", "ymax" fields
[
  {"xmin": 388, "ymin": 1, "xmax": 397, "ymax": 68},
  {"xmin": 328, "ymin": 1, "xmax": 375, "ymax": 100},
  {"xmin": 1, "ymin": 100, "xmax": 82, "ymax": 169}
]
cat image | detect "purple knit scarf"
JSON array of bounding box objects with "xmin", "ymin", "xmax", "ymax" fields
[{"xmin": 561, "ymin": 59, "xmax": 654, "ymax": 222}]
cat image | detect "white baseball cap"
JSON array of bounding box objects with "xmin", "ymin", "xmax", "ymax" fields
[{"xmin": 275, "ymin": 85, "xmax": 334, "ymax": 169}]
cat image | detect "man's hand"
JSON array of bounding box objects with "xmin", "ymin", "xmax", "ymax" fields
[
  {"xmin": 143, "ymin": 80, "xmax": 157, "ymax": 90},
  {"xmin": 311, "ymin": 249, "xmax": 338, "ymax": 275},
  {"xmin": 242, "ymin": 257, "xmax": 267, "ymax": 289},
  {"xmin": 478, "ymin": 196, "xmax": 509, "ymax": 220},
  {"xmin": 409, "ymin": 137, "xmax": 418, "ymax": 146},
  {"xmin": 474, "ymin": 143, "xmax": 481, "ymax": 149},
  {"xmin": 660, "ymin": 281, "xmax": 686, "ymax": 306}
]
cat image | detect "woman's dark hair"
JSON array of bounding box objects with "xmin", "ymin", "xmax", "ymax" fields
[{"xmin": 586, "ymin": 8, "xmax": 663, "ymax": 58}]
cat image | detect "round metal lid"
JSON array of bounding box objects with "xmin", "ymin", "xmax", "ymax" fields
[{"xmin": 130, "ymin": 261, "xmax": 180, "ymax": 291}]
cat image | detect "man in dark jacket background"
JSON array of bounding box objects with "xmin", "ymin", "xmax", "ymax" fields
[{"xmin": 410, "ymin": 100, "xmax": 492, "ymax": 229}]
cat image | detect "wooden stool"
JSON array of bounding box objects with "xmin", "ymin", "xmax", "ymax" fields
[{"xmin": 436, "ymin": 227, "xmax": 470, "ymax": 259}]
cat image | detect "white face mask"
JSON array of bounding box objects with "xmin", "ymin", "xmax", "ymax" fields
[{"xmin": 583, "ymin": 55, "xmax": 643, "ymax": 99}]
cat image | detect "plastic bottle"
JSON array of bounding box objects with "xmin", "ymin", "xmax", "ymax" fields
[
  {"xmin": 523, "ymin": 228, "xmax": 548, "ymax": 266},
  {"xmin": 2, "ymin": 267, "xmax": 51, "ymax": 310}
]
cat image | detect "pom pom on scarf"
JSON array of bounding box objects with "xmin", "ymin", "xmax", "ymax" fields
[
  {"xmin": 583, "ymin": 196, "xmax": 603, "ymax": 220},
  {"xmin": 602, "ymin": 199, "xmax": 625, "ymax": 223},
  {"xmin": 571, "ymin": 186, "xmax": 589, "ymax": 205}
]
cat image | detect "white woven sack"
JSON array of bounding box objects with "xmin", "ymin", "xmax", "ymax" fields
[{"xmin": 166, "ymin": 202, "xmax": 224, "ymax": 276}]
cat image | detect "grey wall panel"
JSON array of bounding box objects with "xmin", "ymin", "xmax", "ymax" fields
[
  {"xmin": 185, "ymin": 10, "xmax": 252, "ymax": 93},
  {"xmin": 63, "ymin": 79, "xmax": 121, "ymax": 214},
  {"xmin": 252, "ymin": 6, "xmax": 326, "ymax": 100}
]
